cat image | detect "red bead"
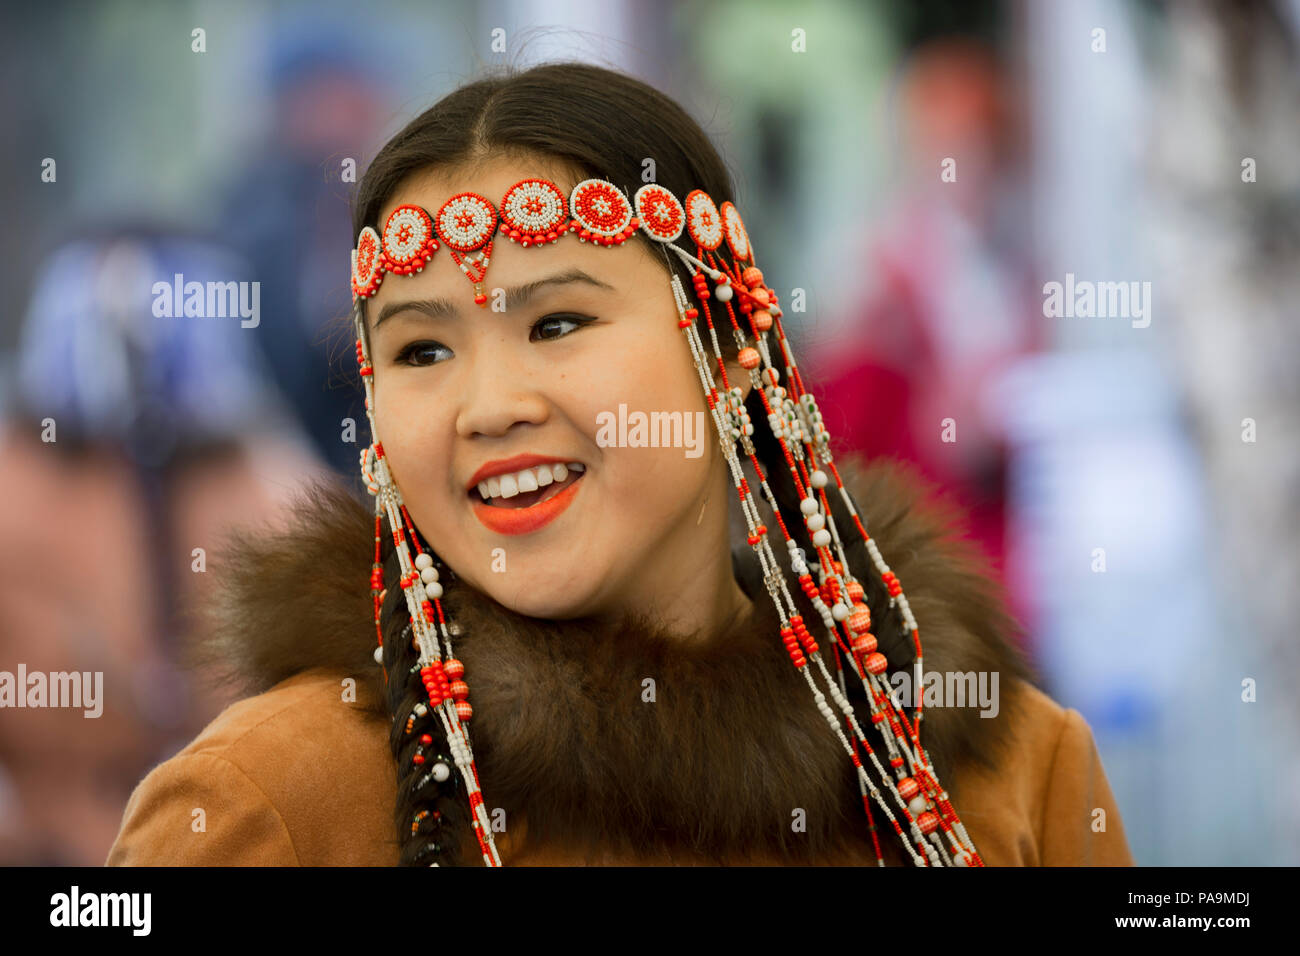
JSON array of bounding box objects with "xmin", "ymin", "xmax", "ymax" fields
[
  {"xmin": 412, "ymin": 754, "xmax": 425, "ymax": 765},
  {"xmin": 916, "ymin": 811, "xmax": 939, "ymax": 834},
  {"xmin": 897, "ymin": 776, "xmax": 920, "ymax": 800},
  {"xmin": 444, "ymin": 659, "xmax": 465, "ymax": 679},
  {"xmin": 455, "ymin": 701, "xmax": 473, "ymax": 721},
  {"xmin": 864, "ymin": 652, "xmax": 889, "ymax": 675},
  {"xmin": 420, "ymin": 734, "xmax": 433, "ymax": 745},
  {"xmin": 848, "ymin": 608, "xmax": 872, "ymax": 635},
  {"xmin": 450, "ymin": 680, "xmax": 469, "ymax": 701},
  {"xmin": 850, "ymin": 632, "xmax": 877, "ymax": 655}
]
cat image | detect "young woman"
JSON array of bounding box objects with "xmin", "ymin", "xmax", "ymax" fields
[{"xmin": 106, "ymin": 62, "xmax": 1134, "ymax": 867}]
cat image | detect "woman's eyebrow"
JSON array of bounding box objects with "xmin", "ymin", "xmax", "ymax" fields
[{"xmin": 372, "ymin": 268, "xmax": 615, "ymax": 330}]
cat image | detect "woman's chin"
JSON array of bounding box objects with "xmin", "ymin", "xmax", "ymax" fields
[{"xmin": 477, "ymin": 579, "xmax": 603, "ymax": 621}]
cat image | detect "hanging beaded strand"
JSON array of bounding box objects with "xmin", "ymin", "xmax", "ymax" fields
[
  {"xmin": 663, "ymin": 228, "xmax": 982, "ymax": 866},
  {"xmin": 352, "ymin": 297, "xmax": 502, "ymax": 867},
  {"xmin": 648, "ymin": 181, "xmax": 981, "ymax": 865}
]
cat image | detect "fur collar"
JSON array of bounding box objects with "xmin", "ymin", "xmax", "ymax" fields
[{"xmin": 185, "ymin": 455, "xmax": 1035, "ymax": 863}]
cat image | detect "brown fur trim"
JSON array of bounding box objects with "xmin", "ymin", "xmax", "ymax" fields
[{"xmin": 183, "ymin": 454, "xmax": 1037, "ymax": 863}]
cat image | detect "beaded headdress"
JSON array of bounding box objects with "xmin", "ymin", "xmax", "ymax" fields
[{"xmin": 349, "ymin": 176, "xmax": 983, "ymax": 867}]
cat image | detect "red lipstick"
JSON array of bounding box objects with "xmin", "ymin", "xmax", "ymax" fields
[{"xmin": 470, "ymin": 473, "xmax": 584, "ymax": 535}]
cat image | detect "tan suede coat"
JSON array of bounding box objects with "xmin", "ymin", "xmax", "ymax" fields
[{"xmin": 106, "ymin": 458, "xmax": 1135, "ymax": 867}]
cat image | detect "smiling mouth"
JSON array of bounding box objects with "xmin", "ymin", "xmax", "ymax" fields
[{"xmin": 472, "ymin": 463, "xmax": 585, "ymax": 509}]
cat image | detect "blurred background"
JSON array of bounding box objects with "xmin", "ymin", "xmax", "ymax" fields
[{"xmin": 0, "ymin": 0, "xmax": 1296, "ymax": 865}]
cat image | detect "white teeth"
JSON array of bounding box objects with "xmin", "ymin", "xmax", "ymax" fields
[{"xmin": 475, "ymin": 461, "xmax": 585, "ymax": 502}]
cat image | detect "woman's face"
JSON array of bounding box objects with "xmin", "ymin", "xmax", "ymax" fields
[{"xmin": 366, "ymin": 157, "xmax": 746, "ymax": 625}]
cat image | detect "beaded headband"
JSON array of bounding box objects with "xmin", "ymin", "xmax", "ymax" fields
[{"xmin": 350, "ymin": 176, "xmax": 983, "ymax": 867}]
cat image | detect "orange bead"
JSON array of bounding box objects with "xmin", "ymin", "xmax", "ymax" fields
[
  {"xmin": 742, "ymin": 266, "xmax": 764, "ymax": 286},
  {"xmin": 864, "ymin": 652, "xmax": 889, "ymax": 675},
  {"xmin": 850, "ymin": 632, "xmax": 877, "ymax": 656},
  {"xmin": 738, "ymin": 347, "xmax": 761, "ymax": 369},
  {"xmin": 752, "ymin": 309, "xmax": 772, "ymax": 331},
  {"xmin": 848, "ymin": 608, "xmax": 872, "ymax": 634}
]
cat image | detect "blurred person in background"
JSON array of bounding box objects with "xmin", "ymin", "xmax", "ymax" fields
[
  {"xmin": 217, "ymin": 26, "xmax": 390, "ymax": 478},
  {"xmin": 804, "ymin": 37, "xmax": 1041, "ymax": 636},
  {"xmin": 0, "ymin": 227, "xmax": 326, "ymax": 863}
]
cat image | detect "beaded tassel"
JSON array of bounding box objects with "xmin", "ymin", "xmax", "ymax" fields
[{"xmin": 354, "ymin": 308, "xmax": 501, "ymax": 868}]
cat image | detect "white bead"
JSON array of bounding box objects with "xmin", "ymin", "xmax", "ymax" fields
[
  {"xmin": 373, "ymin": 645, "xmax": 384, "ymax": 664},
  {"xmin": 953, "ymin": 850, "xmax": 971, "ymax": 867},
  {"xmin": 805, "ymin": 513, "xmax": 825, "ymax": 532},
  {"xmin": 831, "ymin": 602, "xmax": 849, "ymax": 622},
  {"xmin": 432, "ymin": 761, "xmax": 451, "ymax": 782},
  {"xmin": 420, "ymin": 566, "xmax": 439, "ymax": 584},
  {"xmin": 812, "ymin": 529, "xmax": 832, "ymax": 548},
  {"xmin": 714, "ymin": 282, "xmax": 733, "ymax": 302},
  {"xmin": 425, "ymin": 581, "xmax": 444, "ymax": 599},
  {"xmin": 909, "ymin": 794, "xmax": 928, "ymax": 816},
  {"xmin": 415, "ymin": 553, "xmax": 433, "ymax": 570},
  {"xmin": 810, "ymin": 469, "xmax": 828, "ymax": 489},
  {"xmin": 799, "ymin": 497, "xmax": 819, "ymax": 516}
]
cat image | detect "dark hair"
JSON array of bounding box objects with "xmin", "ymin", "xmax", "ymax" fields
[{"xmin": 351, "ymin": 62, "xmax": 888, "ymax": 866}]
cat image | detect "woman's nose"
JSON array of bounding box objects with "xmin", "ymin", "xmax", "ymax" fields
[{"xmin": 453, "ymin": 344, "xmax": 551, "ymax": 439}]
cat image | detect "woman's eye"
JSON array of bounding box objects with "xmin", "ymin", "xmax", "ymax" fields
[
  {"xmin": 394, "ymin": 341, "xmax": 452, "ymax": 366},
  {"xmin": 531, "ymin": 314, "xmax": 592, "ymax": 341},
  {"xmin": 394, "ymin": 316, "xmax": 590, "ymax": 365}
]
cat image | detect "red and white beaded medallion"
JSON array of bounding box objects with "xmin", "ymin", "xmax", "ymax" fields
[
  {"xmin": 684, "ymin": 189, "xmax": 723, "ymax": 250},
  {"xmin": 570, "ymin": 178, "xmax": 635, "ymax": 245},
  {"xmin": 499, "ymin": 178, "xmax": 570, "ymax": 246},
  {"xmin": 435, "ymin": 192, "xmax": 498, "ymax": 305},
  {"xmin": 382, "ymin": 204, "xmax": 439, "ymax": 275},
  {"xmin": 720, "ymin": 201, "xmax": 751, "ymax": 262},
  {"xmin": 634, "ymin": 183, "xmax": 686, "ymax": 243},
  {"xmin": 352, "ymin": 226, "xmax": 385, "ymax": 298},
  {"xmin": 435, "ymin": 192, "xmax": 498, "ymax": 251}
]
